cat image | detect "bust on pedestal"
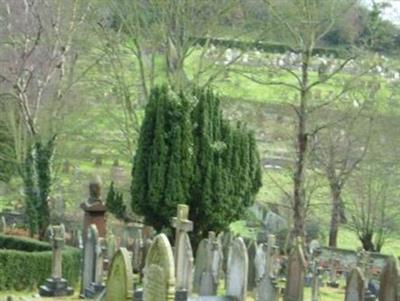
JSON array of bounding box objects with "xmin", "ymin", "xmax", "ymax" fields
[{"xmin": 39, "ymin": 224, "xmax": 74, "ymax": 297}]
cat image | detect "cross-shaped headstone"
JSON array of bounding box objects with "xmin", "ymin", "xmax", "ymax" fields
[
  {"xmin": 50, "ymin": 224, "xmax": 65, "ymax": 279},
  {"xmin": 172, "ymin": 205, "xmax": 193, "ymax": 266}
]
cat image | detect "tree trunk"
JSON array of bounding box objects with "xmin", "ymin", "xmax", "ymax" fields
[
  {"xmin": 292, "ymin": 51, "xmax": 310, "ymax": 239},
  {"xmin": 360, "ymin": 232, "xmax": 375, "ymax": 251},
  {"xmin": 328, "ymin": 182, "xmax": 341, "ymax": 247}
]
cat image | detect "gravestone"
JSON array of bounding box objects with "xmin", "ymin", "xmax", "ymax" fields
[
  {"xmin": 143, "ymin": 233, "xmax": 175, "ymax": 301},
  {"xmin": 378, "ymin": 255, "xmax": 399, "ymax": 301},
  {"xmin": 175, "ymin": 232, "xmax": 194, "ymax": 293},
  {"xmin": 310, "ymin": 249, "xmax": 322, "ymax": 301},
  {"xmin": 81, "ymin": 224, "xmax": 99, "ymax": 297},
  {"xmin": 226, "ymin": 237, "xmax": 248, "ymax": 301},
  {"xmin": 172, "ymin": 204, "xmax": 194, "ymax": 293},
  {"xmin": 0, "ymin": 216, "xmax": 6, "ymax": 233},
  {"xmin": 39, "ymin": 224, "xmax": 74, "ymax": 296},
  {"xmin": 105, "ymin": 248, "xmax": 134, "ymax": 301},
  {"xmin": 81, "ymin": 178, "xmax": 107, "ymax": 242},
  {"xmin": 255, "ymin": 235, "xmax": 278, "ymax": 301},
  {"xmin": 247, "ymin": 240, "xmax": 257, "ymax": 291},
  {"xmin": 345, "ymin": 267, "xmax": 365, "ymax": 301},
  {"xmin": 106, "ymin": 231, "xmax": 116, "ymax": 260},
  {"xmin": 284, "ymin": 237, "xmax": 306, "ymax": 301},
  {"xmin": 193, "ymin": 232, "xmax": 223, "ymax": 296},
  {"xmin": 85, "ymin": 237, "xmax": 106, "ymax": 298}
]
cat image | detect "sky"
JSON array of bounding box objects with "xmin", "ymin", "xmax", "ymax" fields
[{"xmin": 363, "ymin": 0, "xmax": 400, "ymax": 25}]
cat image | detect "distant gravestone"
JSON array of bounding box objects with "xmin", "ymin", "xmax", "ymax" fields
[
  {"xmin": 193, "ymin": 232, "xmax": 223, "ymax": 296},
  {"xmin": 345, "ymin": 268, "xmax": 365, "ymax": 301},
  {"xmin": 143, "ymin": 233, "xmax": 175, "ymax": 301},
  {"xmin": 81, "ymin": 224, "xmax": 99, "ymax": 297},
  {"xmin": 105, "ymin": 248, "xmax": 134, "ymax": 301},
  {"xmin": 226, "ymin": 237, "xmax": 248, "ymax": 301},
  {"xmin": 378, "ymin": 255, "xmax": 399, "ymax": 301},
  {"xmin": 285, "ymin": 237, "xmax": 306, "ymax": 301},
  {"xmin": 106, "ymin": 231, "xmax": 116, "ymax": 260},
  {"xmin": 247, "ymin": 240, "xmax": 257, "ymax": 291},
  {"xmin": 0, "ymin": 216, "xmax": 6, "ymax": 233},
  {"xmin": 255, "ymin": 235, "xmax": 278, "ymax": 301},
  {"xmin": 175, "ymin": 232, "xmax": 194, "ymax": 293}
]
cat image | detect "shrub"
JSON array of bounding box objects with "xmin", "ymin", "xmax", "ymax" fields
[{"xmin": 0, "ymin": 234, "xmax": 80, "ymax": 290}]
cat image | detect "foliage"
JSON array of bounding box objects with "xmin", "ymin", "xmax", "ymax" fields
[
  {"xmin": 131, "ymin": 85, "xmax": 262, "ymax": 240},
  {"xmin": 106, "ymin": 181, "xmax": 126, "ymax": 221},
  {"xmin": 0, "ymin": 234, "xmax": 80, "ymax": 290},
  {"xmin": 0, "ymin": 121, "xmax": 15, "ymax": 183},
  {"xmin": 22, "ymin": 136, "xmax": 56, "ymax": 239}
]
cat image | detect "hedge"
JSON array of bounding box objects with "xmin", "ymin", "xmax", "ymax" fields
[{"xmin": 0, "ymin": 234, "xmax": 81, "ymax": 290}]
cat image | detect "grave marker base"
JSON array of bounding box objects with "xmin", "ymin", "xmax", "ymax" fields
[{"xmin": 39, "ymin": 277, "xmax": 74, "ymax": 297}]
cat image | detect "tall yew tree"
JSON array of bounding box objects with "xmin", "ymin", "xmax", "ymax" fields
[{"xmin": 131, "ymin": 86, "xmax": 261, "ymax": 241}]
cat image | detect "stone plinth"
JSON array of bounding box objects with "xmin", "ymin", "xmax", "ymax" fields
[
  {"xmin": 81, "ymin": 201, "xmax": 107, "ymax": 242},
  {"xmin": 39, "ymin": 277, "xmax": 74, "ymax": 297}
]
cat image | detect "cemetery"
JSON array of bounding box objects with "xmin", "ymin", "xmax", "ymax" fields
[{"xmin": 1, "ymin": 1, "xmax": 400, "ymax": 301}]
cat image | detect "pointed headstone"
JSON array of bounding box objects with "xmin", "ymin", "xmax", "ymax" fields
[
  {"xmin": 226, "ymin": 237, "xmax": 248, "ymax": 301},
  {"xmin": 284, "ymin": 237, "xmax": 306, "ymax": 301},
  {"xmin": 105, "ymin": 248, "xmax": 134, "ymax": 301},
  {"xmin": 345, "ymin": 267, "xmax": 365, "ymax": 301},
  {"xmin": 378, "ymin": 256, "xmax": 400, "ymax": 301},
  {"xmin": 143, "ymin": 233, "xmax": 175, "ymax": 301}
]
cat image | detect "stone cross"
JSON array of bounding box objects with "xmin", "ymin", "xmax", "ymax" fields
[
  {"xmin": 284, "ymin": 237, "xmax": 306, "ymax": 301},
  {"xmin": 378, "ymin": 255, "xmax": 400, "ymax": 301},
  {"xmin": 49, "ymin": 224, "xmax": 65, "ymax": 279},
  {"xmin": 172, "ymin": 204, "xmax": 193, "ymax": 265}
]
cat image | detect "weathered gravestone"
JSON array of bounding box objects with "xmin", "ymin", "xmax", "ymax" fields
[
  {"xmin": 378, "ymin": 255, "xmax": 399, "ymax": 301},
  {"xmin": 85, "ymin": 237, "xmax": 106, "ymax": 298},
  {"xmin": 175, "ymin": 232, "xmax": 194, "ymax": 293},
  {"xmin": 0, "ymin": 216, "xmax": 6, "ymax": 233},
  {"xmin": 39, "ymin": 224, "xmax": 74, "ymax": 297},
  {"xmin": 193, "ymin": 232, "xmax": 223, "ymax": 296},
  {"xmin": 81, "ymin": 224, "xmax": 99, "ymax": 297},
  {"xmin": 172, "ymin": 204, "xmax": 194, "ymax": 294},
  {"xmin": 284, "ymin": 237, "xmax": 306, "ymax": 301},
  {"xmin": 247, "ymin": 240, "xmax": 257, "ymax": 291},
  {"xmin": 345, "ymin": 267, "xmax": 365, "ymax": 301},
  {"xmin": 226, "ymin": 237, "xmax": 248, "ymax": 301},
  {"xmin": 143, "ymin": 233, "xmax": 175, "ymax": 301},
  {"xmin": 255, "ymin": 235, "xmax": 278, "ymax": 301},
  {"xmin": 105, "ymin": 248, "xmax": 134, "ymax": 301}
]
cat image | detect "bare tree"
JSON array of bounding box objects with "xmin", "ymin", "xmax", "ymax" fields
[{"xmin": 0, "ymin": 0, "xmax": 92, "ymax": 238}]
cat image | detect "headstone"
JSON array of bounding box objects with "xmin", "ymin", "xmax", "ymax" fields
[
  {"xmin": 226, "ymin": 237, "xmax": 248, "ymax": 301},
  {"xmin": 85, "ymin": 237, "xmax": 107, "ymax": 298},
  {"xmin": 247, "ymin": 241, "xmax": 257, "ymax": 291},
  {"xmin": 0, "ymin": 216, "xmax": 6, "ymax": 233},
  {"xmin": 284, "ymin": 237, "xmax": 306, "ymax": 301},
  {"xmin": 106, "ymin": 231, "xmax": 116, "ymax": 260},
  {"xmin": 345, "ymin": 267, "xmax": 365, "ymax": 301},
  {"xmin": 193, "ymin": 232, "xmax": 223, "ymax": 296},
  {"xmin": 378, "ymin": 255, "xmax": 399, "ymax": 301},
  {"xmin": 175, "ymin": 232, "xmax": 194, "ymax": 293},
  {"xmin": 81, "ymin": 177, "xmax": 107, "ymax": 242},
  {"xmin": 81, "ymin": 224, "xmax": 99, "ymax": 297},
  {"xmin": 172, "ymin": 204, "xmax": 194, "ymax": 293},
  {"xmin": 143, "ymin": 233, "xmax": 175, "ymax": 301},
  {"xmin": 311, "ymin": 249, "xmax": 322, "ymax": 301},
  {"xmin": 39, "ymin": 224, "xmax": 74, "ymax": 297},
  {"xmin": 255, "ymin": 235, "xmax": 278, "ymax": 301},
  {"xmin": 105, "ymin": 248, "xmax": 134, "ymax": 301}
]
